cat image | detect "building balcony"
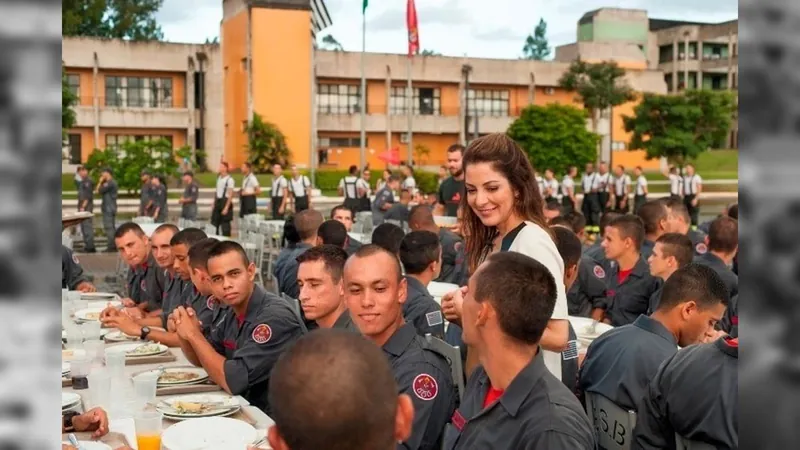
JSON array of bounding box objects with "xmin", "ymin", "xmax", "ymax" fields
[
  {"xmin": 316, "ymin": 112, "xmax": 519, "ymax": 135},
  {"xmin": 74, "ymin": 103, "xmax": 194, "ymax": 129}
]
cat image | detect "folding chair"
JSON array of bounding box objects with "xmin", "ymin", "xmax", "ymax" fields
[
  {"xmin": 585, "ymin": 392, "xmax": 637, "ymax": 450},
  {"xmin": 62, "ymin": 233, "xmax": 73, "ymax": 250},
  {"xmin": 280, "ymin": 293, "xmax": 308, "ymax": 333},
  {"xmin": 243, "ymin": 233, "xmax": 265, "ymax": 285},
  {"xmin": 424, "ymin": 334, "xmax": 465, "ymax": 403},
  {"xmin": 132, "ymin": 216, "xmax": 154, "ymax": 225},
  {"xmin": 203, "ymin": 223, "xmax": 217, "ymax": 236},
  {"xmin": 675, "ymin": 434, "xmax": 717, "ymax": 450}
]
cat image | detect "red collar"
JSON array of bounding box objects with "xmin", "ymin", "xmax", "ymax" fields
[{"xmin": 724, "ymin": 337, "xmax": 738, "ymax": 348}]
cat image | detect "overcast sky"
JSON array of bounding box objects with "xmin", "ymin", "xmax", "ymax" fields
[{"xmin": 157, "ymin": 0, "xmax": 737, "ymax": 59}]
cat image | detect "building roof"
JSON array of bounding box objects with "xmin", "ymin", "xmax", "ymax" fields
[{"xmin": 648, "ymin": 17, "xmax": 737, "ymax": 31}]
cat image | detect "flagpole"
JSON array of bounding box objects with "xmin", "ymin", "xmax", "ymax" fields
[
  {"xmin": 406, "ymin": 55, "xmax": 413, "ymax": 166},
  {"xmin": 359, "ymin": 6, "xmax": 367, "ymax": 171}
]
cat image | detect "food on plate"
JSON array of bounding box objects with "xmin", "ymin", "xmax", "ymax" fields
[
  {"xmin": 172, "ymin": 401, "xmax": 212, "ymax": 414},
  {"xmin": 83, "ymin": 312, "xmax": 101, "ymax": 320},
  {"xmin": 159, "ymin": 371, "xmax": 201, "ymax": 383},
  {"xmin": 126, "ymin": 344, "xmax": 162, "ymax": 355}
]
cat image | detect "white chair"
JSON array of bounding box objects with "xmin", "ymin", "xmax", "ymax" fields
[
  {"xmin": 244, "ymin": 233, "xmax": 265, "ymax": 285},
  {"xmin": 424, "ymin": 334, "xmax": 465, "ymax": 403},
  {"xmin": 585, "ymin": 392, "xmax": 637, "ymax": 450},
  {"xmin": 203, "ymin": 224, "xmax": 217, "ymax": 236},
  {"xmin": 132, "ymin": 216, "xmax": 154, "ymax": 225},
  {"xmin": 675, "ymin": 434, "xmax": 717, "ymax": 450},
  {"xmin": 62, "ymin": 233, "xmax": 73, "ymax": 250},
  {"xmin": 280, "ymin": 293, "xmax": 308, "ymax": 333},
  {"xmin": 354, "ymin": 211, "xmax": 374, "ymax": 235},
  {"xmin": 244, "ymin": 214, "xmax": 265, "ymax": 222}
]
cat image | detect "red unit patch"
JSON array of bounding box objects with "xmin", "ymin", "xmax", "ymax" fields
[
  {"xmin": 252, "ymin": 324, "xmax": 272, "ymax": 344},
  {"xmin": 412, "ymin": 374, "xmax": 438, "ymax": 401}
]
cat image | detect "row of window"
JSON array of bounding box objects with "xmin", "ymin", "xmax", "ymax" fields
[
  {"xmin": 64, "ymin": 134, "xmax": 175, "ymax": 165},
  {"xmin": 64, "ymin": 74, "xmax": 175, "ymax": 108},
  {"xmin": 658, "ymin": 43, "xmax": 736, "ymax": 64},
  {"xmin": 317, "ymin": 84, "xmax": 512, "ymax": 117}
]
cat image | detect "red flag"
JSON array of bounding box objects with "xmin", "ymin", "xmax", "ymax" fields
[{"xmin": 406, "ymin": 0, "xmax": 419, "ymax": 57}]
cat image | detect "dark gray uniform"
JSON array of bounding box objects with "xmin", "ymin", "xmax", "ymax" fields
[
  {"xmin": 158, "ymin": 274, "xmax": 187, "ymax": 328},
  {"xmin": 567, "ymin": 257, "xmax": 608, "ymax": 317},
  {"xmin": 332, "ymin": 309, "xmax": 359, "ymax": 332},
  {"xmin": 436, "ymin": 229, "xmax": 468, "ymax": 286},
  {"xmin": 404, "ymin": 277, "xmax": 446, "ymax": 340},
  {"xmin": 384, "ymin": 203, "xmax": 411, "ymax": 224},
  {"xmin": 601, "ymin": 257, "xmax": 661, "ymax": 327},
  {"xmin": 139, "ymin": 181, "xmax": 154, "ymax": 216},
  {"xmin": 437, "ymin": 177, "xmax": 464, "ymax": 217},
  {"xmin": 632, "ymin": 337, "xmax": 738, "ymax": 449},
  {"xmin": 62, "ymin": 245, "xmax": 89, "ymax": 290},
  {"xmin": 272, "ymin": 243, "xmax": 311, "ymax": 299},
  {"xmin": 153, "ymin": 184, "xmax": 168, "ymax": 222},
  {"xmin": 384, "ymin": 323, "xmax": 456, "ymax": 450},
  {"xmin": 98, "ymin": 178, "xmax": 118, "ymax": 251},
  {"xmin": 345, "ymin": 236, "xmax": 362, "ymax": 256},
  {"xmin": 443, "ymin": 351, "xmax": 596, "ymax": 449},
  {"xmin": 687, "ymin": 229, "xmax": 707, "ymax": 256},
  {"xmin": 184, "ymin": 289, "xmax": 227, "ymax": 338},
  {"xmin": 693, "ymin": 252, "xmax": 738, "ymax": 298},
  {"xmin": 78, "ymin": 177, "xmax": 95, "ymax": 251},
  {"xmin": 126, "ymin": 254, "xmax": 168, "ymax": 312},
  {"xmin": 583, "ymin": 239, "xmax": 604, "ymax": 264},
  {"xmin": 371, "ymin": 186, "xmax": 395, "ymax": 226},
  {"xmin": 647, "ymin": 285, "xmax": 663, "ymax": 315},
  {"xmin": 206, "ymin": 285, "xmax": 304, "ymax": 414},
  {"xmin": 640, "ymin": 239, "xmax": 655, "ymax": 261},
  {"xmin": 579, "ymin": 315, "xmax": 678, "ymax": 411},
  {"xmin": 181, "ymin": 182, "xmax": 199, "ymax": 220},
  {"xmin": 719, "ymin": 294, "xmax": 738, "ymax": 338},
  {"xmin": 561, "ymin": 323, "xmax": 580, "ymax": 396}
]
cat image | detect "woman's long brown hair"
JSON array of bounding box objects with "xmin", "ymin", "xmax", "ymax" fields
[{"xmin": 460, "ymin": 133, "xmax": 549, "ymax": 273}]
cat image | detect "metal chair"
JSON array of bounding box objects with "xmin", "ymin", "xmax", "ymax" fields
[
  {"xmin": 244, "ymin": 233, "xmax": 265, "ymax": 285},
  {"xmin": 585, "ymin": 392, "xmax": 637, "ymax": 450},
  {"xmin": 132, "ymin": 216, "xmax": 154, "ymax": 225},
  {"xmin": 424, "ymin": 334, "xmax": 465, "ymax": 403},
  {"xmin": 280, "ymin": 293, "xmax": 308, "ymax": 333},
  {"xmin": 203, "ymin": 223, "xmax": 217, "ymax": 236},
  {"xmin": 675, "ymin": 434, "xmax": 718, "ymax": 450}
]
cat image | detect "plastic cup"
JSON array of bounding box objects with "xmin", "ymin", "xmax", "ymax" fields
[
  {"xmin": 133, "ymin": 372, "xmax": 159, "ymax": 407},
  {"xmin": 84, "ymin": 339, "xmax": 105, "ymax": 363},
  {"xmin": 104, "ymin": 349, "xmax": 126, "ymax": 378},
  {"xmin": 81, "ymin": 322, "xmax": 102, "ymax": 341},
  {"xmin": 134, "ymin": 410, "xmax": 163, "ymax": 450},
  {"xmin": 71, "ymin": 357, "xmax": 92, "ymax": 390},
  {"xmin": 65, "ymin": 327, "xmax": 84, "ymax": 350},
  {"xmin": 88, "ymin": 369, "xmax": 111, "ymax": 409}
]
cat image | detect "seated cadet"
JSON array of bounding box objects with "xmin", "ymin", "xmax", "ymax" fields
[
  {"xmin": 384, "ymin": 189, "xmax": 413, "ymax": 225},
  {"xmin": 636, "ymin": 200, "xmax": 669, "ymax": 260},
  {"xmin": 579, "ymin": 264, "xmax": 729, "ymax": 412},
  {"xmin": 550, "ymin": 225, "xmax": 584, "ymax": 395},
  {"xmin": 719, "ymin": 294, "xmax": 738, "ymax": 338},
  {"xmin": 62, "ymin": 407, "xmax": 133, "ymax": 450},
  {"xmin": 331, "ymin": 204, "xmax": 362, "ymax": 255},
  {"xmin": 273, "ymin": 209, "xmax": 323, "ymax": 299},
  {"xmin": 372, "ymin": 175, "xmax": 401, "ymax": 226},
  {"xmin": 660, "ymin": 198, "xmax": 708, "ymax": 256},
  {"xmin": 316, "ymin": 219, "xmax": 349, "ymax": 249},
  {"xmin": 181, "ymin": 238, "xmax": 225, "ymax": 336},
  {"xmin": 633, "ymin": 336, "xmax": 738, "ymax": 449},
  {"xmin": 399, "ymin": 231, "xmax": 446, "ymax": 340},
  {"xmin": 566, "ymin": 253, "xmax": 607, "ymax": 318},
  {"xmin": 344, "ymin": 245, "xmax": 456, "ymax": 450},
  {"xmin": 408, "ymin": 205, "xmax": 468, "ymax": 286},
  {"xmin": 693, "ymin": 216, "xmax": 738, "ymax": 298},
  {"xmin": 267, "ymin": 330, "xmax": 414, "ymax": 450},
  {"xmin": 550, "ymin": 213, "xmax": 587, "ymax": 244},
  {"xmin": 296, "ymin": 245, "xmax": 358, "ymax": 330},
  {"xmin": 371, "ymin": 222, "xmax": 406, "ymax": 256},
  {"xmin": 583, "ymin": 212, "xmax": 620, "ymax": 263},
  {"xmin": 646, "ymin": 233, "xmax": 693, "ymax": 315},
  {"xmin": 61, "ymin": 245, "xmax": 96, "ymax": 292},
  {"xmin": 172, "ymin": 241, "xmax": 304, "ymax": 414},
  {"xmin": 594, "ymin": 215, "xmax": 661, "ymax": 326},
  {"xmin": 145, "ymin": 223, "xmax": 180, "ymax": 316},
  {"xmin": 543, "ymin": 200, "xmax": 562, "ymax": 222},
  {"xmin": 442, "ymin": 252, "xmax": 595, "ymax": 449}
]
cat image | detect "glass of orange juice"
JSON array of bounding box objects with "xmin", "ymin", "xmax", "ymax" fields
[{"xmin": 134, "ymin": 410, "xmax": 163, "ymax": 450}]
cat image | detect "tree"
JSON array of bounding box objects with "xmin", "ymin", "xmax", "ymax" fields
[
  {"xmin": 62, "ymin": 68, "xmax": 77, "ymax": 142},
  {"xmin": 623, "ymin": 90, "xmax": 736, "ymax": 167},
  {"xmin": 62, "ymin": 0, "xmax": 164, "ymax": 41},
  {"xmin": 421, "ymin": 49, "xmax": 441, "ymax": 56},
  {"xmin": 84, "ymin": 139, "xmax": 191, "ymax": 193},
  {"xmin": 507, "ymin": 103, "xmax": 600, "ymax": 175},
  {"xmin": 245, "ymin": 113, "xmax": 291, "ymax": 172},
  {"xmin": 414, "ymin": 144, "xmax": 431, "ymax": 164},
  {"xmin": 559, "ymin": 60, "xmax": 635, "ymax": 158},
  {"xmin": 205, "ymin": 36, "xmax": 219, "ymax": 44},
  {"xmin": 522, "ymin": 18, "xmax": 550, "ymax": 60},
  {"xmin": 321, "ymin": 34, "xmax": 343, "ymax": 51}
]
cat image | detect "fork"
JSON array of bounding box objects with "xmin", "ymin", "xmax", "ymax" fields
[{"xmin": 250, "ymin": 436, "xmax": 268, "ymax": 448}]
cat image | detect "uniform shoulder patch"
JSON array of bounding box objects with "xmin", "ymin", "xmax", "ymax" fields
[
  {"xmin": 426, "ymin": 310, "xmax": 444, "ymax": 327},
  {"xmin": 412, "ymin": 373, "xmax": 439, "ymax": 401},
  {"xmin": 206, "ymin": 296, "xmax": 218, "ymax": 310},
  {"xmin": 453, "ymin": 241, "xmax": 463, "ymax": 253},
  {"xmin": 72, "ymin": 253, "xmax": 80, "ymax": 265},
  {"xmin": 695, "ymin": 242, "xmax": 708, "ymax": 254},
  {"xmin": 140, "ymin": 279, "xmax": 147, "ymax": 292},
  {"xmin": 593, "ymin": 265, "xmax": 606, "ymax": 279},
  {"xmin": 252, "ymin": 324, "xmax": 272, "ymax": 344}
]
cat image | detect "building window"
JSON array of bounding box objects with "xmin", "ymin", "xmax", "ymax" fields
[
  {"xmin": 611, "ymin": 141, "xmax": 626, "ymax": 151},
  {"xmin": 106, "ymin": 134, "xmax": 173, "ymax": 148},
  {"xmin": 105, "ymin": 76, "xmax": 124, "ymax": 107},
  {"xmin": 389, "ymin": 87, "xmax": 441, "ymax": 115},
  {"xmin": 104, "ymin": 75, "xmax": 174, "ymax": 108},
  {"xmin": 194, "ymin": 72, "xmax": 205, "ymax": 108},
  {"xmin": 467, "ymin": 89, "xmax": 509, "ymax": 117},
  {"xmin": 664, "ymin": 74, "xmax": 673, "ymax": 92},
  {"xmin": 67, "ymin": 133, "xmax": 82, "ymax": 164},
  {"xmin": 658, "ymin": 45, "xmax": 674, "ymax": 63},
  {"xmin": 318, "ymin": 136, "xmax": 360, "ymax": 147},
  {"xmin": 66, "ymin": 74, "xmax": 80, "ymax": 99},
  {"xmin": 317, "ymin": 84, "xmax": 362, "ymax": 114}
]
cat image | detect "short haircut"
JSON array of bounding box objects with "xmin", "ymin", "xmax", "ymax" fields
[
  {"xmin": 545, "ymin": 200, "xmax": 561, "ymax": 212},
  {"xmin": 294, "ymin": 209, "xmax": 324, "ymax": 241},
  {"xmin": 183, "ymin": 171, "xmax": 194, "ymax": 178},
  {"xmin": 317, "ymin": 220, "xmax": 348, "ymax": 248},
  {"xmin": 656, "ymin": 263, "xmax": 729, "ymax": 312},
  {"xmin": 170, "ymin": 228, "xmax": 208, "ymax": 247},
  {"xmin": 153, "ymin": 223, "xmax": 179, "ymax": 237},
  {"xmin": 447, "ymin": 143, "xmax": 465, "ymax": 154},
  {"xmin": 348, "ymin": 165, "xmax": 358, "ymax": 175},
  {"xmin": 220, "ymin": 162, "xmax": 229, "ymax": 170},
  {"xmin": 548, "ymin": 216, "xmax": 572, "ymax": 229},
  {"xmin": 114, "ymin": 222, "xmax": 145, "ymax": 240},
  {"xmin": 408, "ymin": 205, "xmax": 436, "ymax": 229},
  {"xmin": 598, "ymin": 212, "xmax": 621, "ymax": 236},
  {"xmin": 608, "ymin": 215, "xmax": 646, "ymax": 250},
  {"xmin": 188, "ymin": 238, "xmax": 219, "ymax": 270},
  {"xmin": 473, "ymin": 252, "xmax": 557, "ymax": 345},
  {"xmin": 399, "ymin": 189, "xmax": 412, "ymax": 199},
  {"xmin": 243, "ymin": 162, "xmax": 252, "ymax": 169},
  {"xmin": 331, "ymin": 205, "xmax": 355, "ymax": 221},
  {"xmin": 708, "ymin": 216, "xmax": 739, "ymax": 253},
  {"xmin": 564, "ymin": 211, "xmax": 587, "ymax": 234},
  {"xmin": 655, "ymin": 233, "xmax": 694, "ymax": 268},
  {"xmin": 635, "ymin": 166, "xmax": 642, "ymax": 171},
  {"xmin": 637, "ymin": 200, "xmax": 668, "ymax": 234},
  {"xmin": 399, "ymin": 231, "xmax": 441, "ymax": 275},
  {"xmin": 269, "ymin": 329, "xmax": 399, "ymax": 450},
  {"xmin": 351, "ymin": 244, "xmax": 402, "ymax": 281},
  {"xmin": 551, "ymin": 226, "xmax": 582, "ymax": 270},
  {"xmin": 727, "ymin": 203, "xmax": 739, "ymax": 220},
  {"xmin": 371, "ymin": 223, "xmax": 405, "ymax": 255},
  {"xmin": 207, "ymin": 240, "xmax": 250, "ymax": 268},
  {"xmin": 296, "ymin": 245, "xmax": 349, "ymax": 282},
  {"xmin": 102, "ymin": 167, "xmax": 113, "ymax": 175},
  {"xmin": 660, "ymin": 197, "xmax": 690, "ymax": 223},
  {"xmin": 283, "ymin": 216, "xmax": 301, "ymax": 245},
  {"xmin": 388, "ymin": 174, "xmax": 401, "ymax": 183}
]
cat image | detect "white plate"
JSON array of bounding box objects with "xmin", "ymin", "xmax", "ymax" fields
[
  {"xmin": 161, "ymin": 416, "xmax": 256, "ymax": 450},
  {"xmin": 428, "ymin": 282, "xmax": 459, "ymax": 299},
  {"xmin": 163, "ymin": 407, "xmax": 240, "ymax": 422},
  {"xmin": 104, "ymin": 330, "xmax": 140, "ymax": 343},
  {"xmin": 62, "ymin": 349, "xmax": 87, "ymax": 362},
  {"xmin": 141, "ymin": 367, "xmax": 210, "ymax": 386},
  {"xmin": 106, "ymin": 343, "xmax": 168, "ymax": 358},
  {"xmin": 61, "ymin": 441, "xmax": 112, "ymax": 450},
  {"xmin": 567, "ymin": 316, "xmax": 614, "ymax": 346},
  {"xmin": 62, "ymin": 392, "xmax": 81, "ymax": 410},
  {"xmin": 157, "ymin": 393, "xmax": 240, "ymax": 419},
  {"xmin": 433, "ymin": 215, "xmax": 458, "ymax": 226},
  {"xmin": 74, "ymin": 307, "xmax": 105, "ymax": 322},
  {"xmin": 62, "ymin": 361, "xmax": 70, "ymax": 375}
]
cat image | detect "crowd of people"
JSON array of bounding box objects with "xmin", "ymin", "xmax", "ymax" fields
[{"xmin": 63, "ymin": 132, "xmax": 738, "ymax": 449}]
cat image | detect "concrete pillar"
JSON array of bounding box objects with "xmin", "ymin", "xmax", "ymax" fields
[
  {"xmin": 696, "ymin": 40, "xmax": 703, "ymax": 89},
  {"xmin": 672, "ymin": 40, "xmax": 678, "ymax": 92},
  {"xmin": 528, "ymin": 73, "xmax": 536, "ymax": 106},
  {"xmin": 92, "ymin": 52, "xmax": 100, "ymax": 146},
  {"xmin": 186, "ymin": 57, "xmax": 196, "ymax": 156},
  {"xmin": 727, "ymin": 32, "xmax": 734, "ymax": 89},
  {"xmin": 385, "ymin": 65, "xmax": 392, "ymax": 152},
  {"xmin": 683, "ymin": 34, "xmax": 690, "ymax": 90},
  {"xmin": 458, "ymin": 75, "xmax": 466, "ymax": 146}
]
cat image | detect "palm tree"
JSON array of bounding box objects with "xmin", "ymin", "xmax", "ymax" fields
[{"xmin": 321, "ymin": 34, "xmax": 343, "ymax": 51}]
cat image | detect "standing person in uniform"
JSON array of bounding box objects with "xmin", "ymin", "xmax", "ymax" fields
[
  {"xmin": 580, "ymin": 163, "xmax": 599, "ymax": 230},
  {"xmin": 172, "ymin": 241, "xmax": 304, "ymax": 414},
  {"xmin": 239, "ymin": 162, "xmax": 261, "ymax": 218},
  {"xmin": 62, "ymin": 245, "xmax": 97, "ymax": 292},
  {"xmin": 534, "ymin": 171, "xmax": 545, "ymax": 198},
  {"xmin": 139, "ymin": 171, "xmax": 154, "ymax": 217},
  {"xmin": 150, "ymin": 175, "xmax": 168, "ymax": 222},
  {"xmin": 270, "ymin": 163, "xmax": 289, "ymax": 220},
  {"xmin": 632, "ymin": 166, "xmax": 648, "ymax": 214},
  {"xmin": 344, "ymin": 245, "xmax": 456, "ymax": 450},
  {"xmin": 273, "ymin": 210, "xmax": 323, "ymax": 299},
  {"xmin": 372, "ymin": 175, "xmax": 401, "ymax": 226},
  {"xmin": 580, "ymin": 264, "xmax": 729, "ymax": 414},
  {"xmin": 636, "ymin": 200, "xmax": 669, "ymax": 260},
  {"xmin": 632, "ymin": 336, "xmax": 738, "ymax": 449},
  {"xmin": 542, "ymin": 169, "xmax": 559, "ymax": 204},
  {"xmin": 331, "ymin": 205, "xmax": 362, "ymax": 255},
  {"xmin": 266, "ymin": 330, "xmax": 414, "ymax": 450},
  {"xmin": 296, "ymin": 245, "xmax": 357, "ymax": 330},
  {"xmin": 595, "ymin": 215, "xmax": 661, "ymax": 326},
  {"xmin": 376, "ymin": 168, "xmax": 392, "ymax": 192},
  {"xmin": 288, "ymin": 165, "xmax": 312, "ymax": 212},
  {"xmin": 399, "ymin": 231, "xmax": 446, "ymax": 339},
  {"xmin": 666, "ymin": 165, "xmax": 682, "ymax": 199},
  {"xmin": 400, "ymin": 163, "xmax": 417, "ymax": 195},
  {"xmin": 408, "ymin": 205, "xmax": 467, "ymax": 286},
  {"xmin": 561, "ymin": 165, "xmax": 578, "ymax": 215},
  {"xmin": 97, "ymin": 168, "xmax": 118, "ymax": 252},
  {"xmin": 646, "ymin": 233, "xmax": 694, "ymax": 314},
  {"xmin": 441, "ymin": 252, "xmax": 595, "ymax": 449},
  {"xmin": 179, "ymin": 171, "xmax": 199, "ymax": 221},
  {"xmin": 384, "ymin": 189, "xmax": 413, "ymax": 225},
  {"xmin": 211, "ymin": 162, "xmax": 235, "ymax": 236},
  {"xmin": 596, "ymin": 161, "xmax": 612, "ymax": 214},
  {"xmin": 682, "ymin": 163, "xmax": 703, "ymax": 227},
  {"xmin": 338, "ymin": 165, "xmax": 363, "ymax": 213},
  {"xmin": 693, "ymin": 216, "xmax": 739, "ymax": 298},
  {"xmin": 358, "ymin": 167, "xmax": 373, "ymax": 212},
  {"xmin": 611, "ymin": 164, "xmax": 631, "ymax": 213},
  {"xmin": 435, "ymin": 144, "xmax": 465, "ymax": 217},
  {"xmin": 76, "ymin": 166, "xmax": 96, "ymax": 253},
  {"xmin": 661, "ymin": 198, "xmax": 708, "ymax": 255}
]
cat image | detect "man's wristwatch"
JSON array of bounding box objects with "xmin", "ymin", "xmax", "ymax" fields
[
  {"xmin": 63, "ymin": 411, "xmax": 80, "ymax": 432},
  {"xmin": 140, "ymin": 326, "xmax": 151, "ymax": 340}
]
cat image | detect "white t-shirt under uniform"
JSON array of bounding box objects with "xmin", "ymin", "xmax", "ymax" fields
[
  {"xmin": 683, "ymin": 174, "xmax": 702, "ymax": 196},
  {"xmin": 635, "ymin": 175, "xmax": 648, "ymax": 196},
  {"xmin": 289, "ymin": 176, "xmax": 311, "ymax": 198},
  {"xmin": 504, "ymin": 221, "xmax": 569, "ymax": 381},
  {"xmin": 271, "ymin": 176, "xmax": 288, "ymax": 198},
  {"xmin": 215, "ymin": 175, "xmax": 235, "ymax": 199},
  {"xmin": 241, "ymin": 173, "xmax": 259, "ymax": 195}
]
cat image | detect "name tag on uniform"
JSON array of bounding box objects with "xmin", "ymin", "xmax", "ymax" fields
[
  {"xmin": 562, "ymin": 340, "xmax": 579, "ymax": 361},
  {"xmin": 426, "ymin": 311, "xmax": 444, "ymax": 327}
]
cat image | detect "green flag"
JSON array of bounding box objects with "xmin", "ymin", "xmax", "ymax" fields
[{"xmin": 363, "ymin": 0, "xmax": 368, "ymax": 13}]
